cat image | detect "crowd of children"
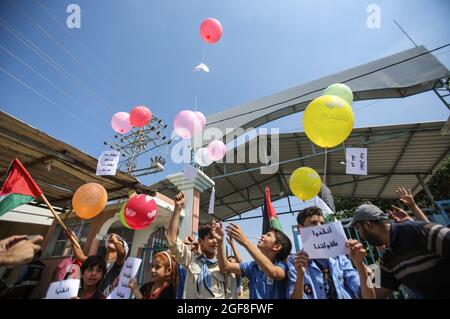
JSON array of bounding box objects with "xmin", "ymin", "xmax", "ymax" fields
[{"xmin": 0, "ymin": 187, "xmax": 449, "ymax": 299}]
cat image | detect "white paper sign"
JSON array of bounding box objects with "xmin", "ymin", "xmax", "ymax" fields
[
  {"xmin": 346, "ymin": 148, "xmax": 367, "ymax": 175},
  {"xmin": 107, "ymin": 257, "xmax": 142, "ymax": 300},
  {"xmin": 96, "ymin": 150, "xmax": 120, "ymax": 176},
  {"xmin": 45, "ymin": 279, "xmax": 80, "ymax": 299},
  {"xmin": 299, "ymin": 222, "xmax": 349, "ymax": 259}
]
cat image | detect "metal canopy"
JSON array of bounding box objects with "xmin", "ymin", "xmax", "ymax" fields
[
  {"xmin": 0, "ymin": 111, "xmax": 156, "ymax": 212},
  {"xmin": 205, "ymin": 45, "xmax": 450, "ymax": 144},
  {"xmin": 151, "ymin": 121, "xmax": 450, "ymax": 223}
]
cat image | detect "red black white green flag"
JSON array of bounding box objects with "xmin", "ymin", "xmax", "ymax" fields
[
  {"xmin": 0, "ymin": 158, "xmax": 43, "ymax": 217},
  {"xmin": 262, "ymin": 186, "xmax": 282, "ymax": 234}
]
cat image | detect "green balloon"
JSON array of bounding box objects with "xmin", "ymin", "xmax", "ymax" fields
[
  {"xmin": 119, "ymin": 202, "xmax": 132, "ymax": 229},
  {"xmin": 324, "ymin": 83, "xmax": 353, "ymax": 105}
]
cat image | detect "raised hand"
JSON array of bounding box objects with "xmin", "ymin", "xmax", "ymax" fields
[
  {"xmin": 388, "ymin": 205, "xmax": 413, "ymax": 223},
  {"xmin": 211, "ymin": 220, "xmax": 225, "ymax": 243},
  {"xmin": 225, "ymin": 223, "xmax": 249, "ymax": 246},
  {"xmin": 294, "ymin": 250, "xmax": 309, "ymax": 274},
  {"xmin": 346, "ymin": 239, "xmax": 366, "ymax": 266},
  {"xmin": 395, "ymin": 187, "xmax": 416, "ymax": 208},
  {"xmin": 0, "ymin": 235, "xmax": 43, "ymax": 267},
  {"xmin": 174, "ymin": 192, "xmax": 185, "ymax": 210}
]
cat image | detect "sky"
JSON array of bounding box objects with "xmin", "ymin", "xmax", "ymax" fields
[{"xmin": 0, "ymin": 0, "xmax": 449, "ymax": 261}]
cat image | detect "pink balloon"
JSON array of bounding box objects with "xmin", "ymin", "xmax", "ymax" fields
[
  {"xmin": 124, "ymin": 194, "xmax": 158, "ymax": 230},
  {"xmin": 207, "ymin": 140, "xmax": 227, "ymax": 161},
  {"xmin": 173, "ymin": 110, "xmax": 203, "ymax": 139},
  {"xmin": 194, "ymin": 111, "xmax": 206, "ymax": 129},
  {"xmin": 200, "ymin": 18, "xmax": 223, "ymax": 44},
  {"xmin": 130, "ymin": 105, "xmax": 152, "ymax": 127},
  {"xmin": 111, "ymin": 112, "xmax": 133, "ymax": 134}
]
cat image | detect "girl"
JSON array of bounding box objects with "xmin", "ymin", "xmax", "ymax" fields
[
  {"xmin": 76, "ymin": 255, "xmax": 107, "ymax": 299},
  {"xmin": 128, "ymin": 251, "xmax": 177, "ymax": 299}
]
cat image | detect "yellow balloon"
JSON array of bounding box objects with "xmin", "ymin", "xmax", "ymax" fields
[
  {"xmin": 289, "ymin": 167, "xmax": 321, "ymax": 201},
  {"xmin": 303, "ymin": 95, "xmax": 354, "ymax": 148}
]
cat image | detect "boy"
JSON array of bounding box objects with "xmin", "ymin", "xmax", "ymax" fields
[
  {"xmin": 166, "ymin": 192, "xmax": 230, "ymax": 298},
  {"xmin": 214, "ymin": 221, "xmax": 292, "ymax": 299}
]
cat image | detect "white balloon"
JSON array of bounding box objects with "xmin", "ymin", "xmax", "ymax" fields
[{"xmin": 195, "ymin": 147, "xmax": 213, "ymax": 167}]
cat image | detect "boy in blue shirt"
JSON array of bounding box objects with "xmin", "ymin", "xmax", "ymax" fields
[
  {"xmin": 288, "ymin": 206, "xmax": 375, "ymax": 299},
  {"xmin": 213, "ymin": 221, "xmax": 292, "ymax": 299}
]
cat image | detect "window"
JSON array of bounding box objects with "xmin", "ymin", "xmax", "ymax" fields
[{"xmin": 45, "ymin": 222, "xmax": 91, "ymax": 258}]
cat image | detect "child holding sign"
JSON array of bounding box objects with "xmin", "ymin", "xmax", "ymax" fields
[
  {"xmin": 213, "ymin": 221, "xmax": 292, "ymax": 299},
  {"xmin": 128, "ymin": 251, "xmax": 177, "ymax": 299},
  {"xmin": 288, "ymin": 206, "xmax": 375, "ymax": 299}
]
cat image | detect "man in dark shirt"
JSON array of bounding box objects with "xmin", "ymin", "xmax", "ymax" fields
[{"xmin": 348, "ymin": 204, "xmax": 450, "ymax": 299}]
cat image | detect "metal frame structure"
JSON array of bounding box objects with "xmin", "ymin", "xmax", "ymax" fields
[{"xmin": 151, "ymin": 121, "xmax": 450, "ymax": 223}]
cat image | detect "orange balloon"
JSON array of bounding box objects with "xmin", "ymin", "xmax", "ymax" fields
[{"xmin": 72, "ymin": 183, "xmax": 108, "ymax": 219}]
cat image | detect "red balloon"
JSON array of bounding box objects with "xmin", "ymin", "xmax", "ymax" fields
[
  {"xmin": 130, "ymin": 105, "xmax": 152, "ymax": 127},
  {"xmin": 200, "ymin": 18, "xmax": 223, "ymax": 44},
  {"xmin": 124, "ymin": 194, "xmax": 158, "ymax": 230}
]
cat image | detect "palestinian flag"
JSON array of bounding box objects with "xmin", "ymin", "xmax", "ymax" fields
[
  {"xmin": 0, "ymin": 158, "xmax": 43, "ymax": 217},
  {"xmin": 262, "ymin": 186, "xmax": 282, "ymax": 234}
]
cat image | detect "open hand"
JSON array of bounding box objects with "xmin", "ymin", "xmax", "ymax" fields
[
  {"xmin": 388, "ymin": 205, "xmax": 413, "ymax": 223},
  {"xmin": 225, "ymin": 223, "xmax": 248, "ymax": 246},
  {"xmin": 395, "ymin": 187, "xmax": 416, "ymax": 208}
]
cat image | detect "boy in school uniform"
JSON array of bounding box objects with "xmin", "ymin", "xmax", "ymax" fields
[
  {"xmin": 166, "ymin": 192, "xmax": 231, "ymax": 299},
  {"xmin": 213, "ymin": 221, "xmax": 292, "ymax": 299}
]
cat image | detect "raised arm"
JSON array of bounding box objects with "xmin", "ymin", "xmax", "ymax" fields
[
  {"xmin": 65, "ymin": 230, "xmax": 87, "ymax": 263},
  {"xmin": 212, "ymin": 221, "xmax": 241, "ymax": 275},
  {"xmin": 167, "ymin": 192, "xmax": 184, "ymax": 243},
  {"xmin": 226, "ymin": 223, "xmax": 286, "ymax": 280},
  {"xmin": 227, "ymin": 236, "xmax": 242, "ymax": 263},
  {"xmin": 395, "ymin": 188, "xmax": 429, "ymax": 222},
  {"xmin": 346, "ymin": 239, "xmax": 376, "ymax": 299}
]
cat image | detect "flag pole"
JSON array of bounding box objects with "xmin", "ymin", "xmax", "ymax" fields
[{"xmin": 40, "ymin": 194, "xmax": 81, "ymax": 249}]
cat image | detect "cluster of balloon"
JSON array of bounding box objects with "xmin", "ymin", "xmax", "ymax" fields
[
  {"xmin": 119, "ymin": 201, "xmax": 131, "ymax": 229},
  {"xmin": 289, "ymin": 167, "xmax": 322, "ymax": 201},
  {"xmin": 173, "ymin": 110, "xmax": 206, "ymax": 139},
  {"xmin": 200, "ymin": 18, "xmax": 223, "ymax": 44},
  {"xmin": 111, "ymin": 105, "xmax": 152, "ymax": 134},
  {"xmin": 303, "ymin": 83, "xmax": 354, "ymax": 148},
  {"xmin": 72, "ymin": 183, "xmax": 108, "ymax": 219},
  {"xmin": 124, "ymin": 194, "xmax": 158, "ymax": 230}
]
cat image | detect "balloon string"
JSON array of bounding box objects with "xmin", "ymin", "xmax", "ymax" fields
[
  {"xmin": 323, "ymin": 148, "xmax": 328, "ymax": 185},
  {"xmin": 201, "ymin": 45, "xmax": 207, "ymax": 63}
]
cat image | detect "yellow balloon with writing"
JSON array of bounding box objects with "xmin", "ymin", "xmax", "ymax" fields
[
  {"xmin": 289, "ymin": 167, "xmax": 322, "ymax": 201},
  {"xmin": 303, "ymin": 95, "xmax": 354, "ymax": 148}
]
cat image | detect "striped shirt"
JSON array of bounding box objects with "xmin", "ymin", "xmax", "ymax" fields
[{"xmin": 380, "ymin": 221, "xmax": 450, "ymax": 298}]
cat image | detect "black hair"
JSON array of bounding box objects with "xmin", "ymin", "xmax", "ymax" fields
[
  {"xmin": 198, "ymin": 223, "xmax": 213, "ymax": 240},
  {"xmin": 81, "ymin": 255, "xmax": 107, "ymax": 276},
  {"xmin": 270, "ymin": 228, "xmax": 292, "ymax": 262},
  {"xmin": 297, "ymin": 206, "xmax": 324, "ymax": 226}
]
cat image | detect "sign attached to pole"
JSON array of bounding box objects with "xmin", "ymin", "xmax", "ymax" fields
[
  {"xmin": 96, "ymin": 150, "xmax": 120, "ymax": 176},
  {"xmin": 346, "ymin": 148, "xmax": 367, "ymax": 175}
]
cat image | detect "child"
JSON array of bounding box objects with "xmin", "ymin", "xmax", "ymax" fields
[
  {"xmin": 166, "ymin": 192, "xmax": 231, "ymax": 299},
  {"xmin": 226, "ymin": 236, "xmax": 242, "ymax": 299},
  {"xmin": 128, "ymin": 251, "xmax": 177, "ymax": 299},
  {"xmin": 76, "ymin": 255, "xmax": 107, "ymax": 299},
  {"xmin": 214, "ymin": 222, "xmax": 292, "ymax": 299}
]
